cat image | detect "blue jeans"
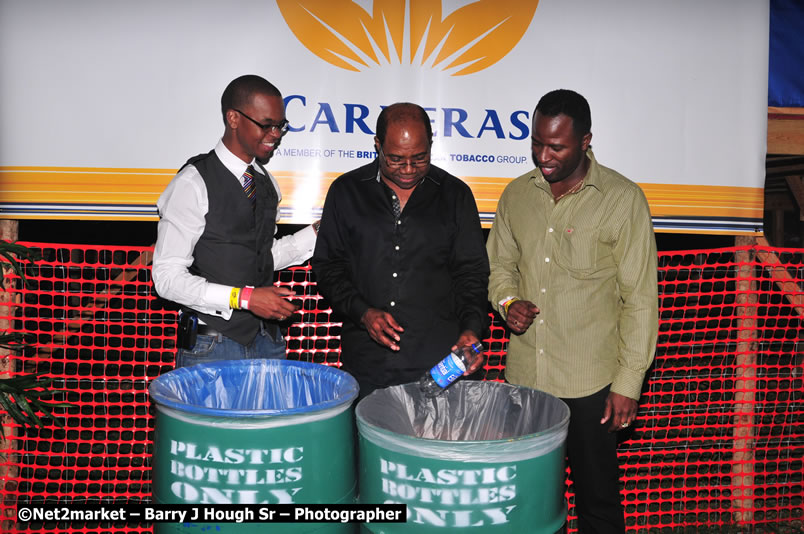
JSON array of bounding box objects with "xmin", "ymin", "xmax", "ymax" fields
[{"xmin": 174, "ymin": 323, "xmax": 286, "ymax": 369}]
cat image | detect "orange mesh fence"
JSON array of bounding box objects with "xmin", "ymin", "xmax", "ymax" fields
[
  {"xmin": 0, "ymin": 246, "xmax": 172, "ymax": 533},
  {"xmin": 0, "ymin": 242, "xmax": 801, "ymax": 533}
]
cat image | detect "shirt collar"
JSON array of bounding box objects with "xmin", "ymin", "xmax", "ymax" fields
[{"xmin": 214, "ymin": 139, "xmax": 265, "ymax": 179}]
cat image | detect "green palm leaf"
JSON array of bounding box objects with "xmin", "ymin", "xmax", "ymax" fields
[{"xmin": 0, "ymin": 241, "xmax": 71, "ymax": 439}]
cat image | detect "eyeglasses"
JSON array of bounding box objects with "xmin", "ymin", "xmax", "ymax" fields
[
  {"xmin": 234, "ymin": 109, "xmax": 290, "ymax": 135},
  {"xmin": 378, "ymin": 146, "xmax": 430, "ymax": 169}
]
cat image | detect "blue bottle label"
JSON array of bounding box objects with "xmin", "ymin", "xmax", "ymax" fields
[{"xmin": 428, "ymin": 353, "xmax": 466, "ymax": 388}]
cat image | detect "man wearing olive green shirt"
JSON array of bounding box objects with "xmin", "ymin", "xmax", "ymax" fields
[{"xmin": 487, "ymin": 89, "xmax": 658, "ymax": 533}]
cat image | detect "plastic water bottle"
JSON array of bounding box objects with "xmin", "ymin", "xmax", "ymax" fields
[{"xmin": 418, "ymin": 342, "xmax": 484, "ymax": 397}]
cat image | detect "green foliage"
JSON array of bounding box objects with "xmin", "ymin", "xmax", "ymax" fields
[
  {"xmin": 0, "ymin": 240, "xmax": 70, "ymax": 438},
  {"xmin": 0, "ymin": 240, "xmax": 40, "ymax": 289},
  {"xmin": 0, "ymin": 372, "xmax": 71, "ymax": 438},
  {"xmin": 0, "ymin": 332, "xmax": 22, "ymax": 352}
]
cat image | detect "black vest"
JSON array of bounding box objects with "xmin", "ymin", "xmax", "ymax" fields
[{"xmin": 183, "ymin": 150, "xmax": 278, "ymax": 344}]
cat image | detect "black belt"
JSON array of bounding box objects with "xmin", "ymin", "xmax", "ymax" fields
[
  {"xmin": 196, "ymin": 323, "xmax": 224, "ymax": 336},
  {"xmin": 196, "ymin": 322, "xmax": 279, "ymax": 338}
]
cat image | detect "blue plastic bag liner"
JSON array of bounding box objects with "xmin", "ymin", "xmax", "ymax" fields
[
  {"xmin": 149, "ymin": 359, "xmax": 358, "ymax": 426},
  {"xmin": 150, "ymin": 359, "xmax": 359, "ymax": 531},
  {"xmin": 357, "ymin": 381, "xmax": 569, "ymax": 462}
]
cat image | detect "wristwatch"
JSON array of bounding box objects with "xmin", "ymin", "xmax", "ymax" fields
[{"xmin": 312, "ymin": 220, "xmax": 321, "ymax": 234}]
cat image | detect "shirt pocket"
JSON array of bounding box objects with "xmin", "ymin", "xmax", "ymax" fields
[{"xmin": 555, "ymin": 226, "xmax": 599, "ymax": 277}]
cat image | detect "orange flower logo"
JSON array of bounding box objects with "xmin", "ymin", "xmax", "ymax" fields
[{"xmin": 277, "ymin": 0, "xmax": 540, "ymax": 76}]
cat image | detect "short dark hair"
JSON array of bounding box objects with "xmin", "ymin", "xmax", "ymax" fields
[
  {"xmin": 534, "ymin": 89, "xmax": 591, "ymax": 138},
  {"xmin": 375, "ymin": 103, "xmax": 433, "ymax": 146},
  {"xmin": 221, "ymin": 75, "xmax": 281, "ymax": 122}
]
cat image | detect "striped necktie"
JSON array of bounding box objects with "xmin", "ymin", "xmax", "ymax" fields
[{"xmin": 242, "ymin": 165, "xmax": 256, "ymax": 208}]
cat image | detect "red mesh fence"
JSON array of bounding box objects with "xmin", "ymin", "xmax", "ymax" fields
[{"xmin": 0, "ymin": 242, "xmax": 801, "ymax": 533}]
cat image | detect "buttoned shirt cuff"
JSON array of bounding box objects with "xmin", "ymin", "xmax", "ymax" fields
[
  {"xmin": 294, "ymin": 224, "xmax": 317, "ymax": 252},
  {"xmin": 610, "ymin": 366, "xmax": 648, "ymax": 401},
  {"xmin": 349, "ymin": 299, "xmax": 372, "ymax": 328},
  {"xmin": 204, "ymin": 283, "xmax": 234, "ymax": 320},
  {"xmin": 459, "ymin": 319, "xmax": 483, "ymax": 340},
  {"xmin": 497, "ymin": 295, "xmax": 519, "ymax": 320}
]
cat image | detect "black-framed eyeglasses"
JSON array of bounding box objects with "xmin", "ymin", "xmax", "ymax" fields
[
  {"xmin": 378, "ymin": 146, "xmax": 430, "ymax": 168},
  {"xmin": 234, "ymin": 109, "xmax": 289, "ymax": 135}
]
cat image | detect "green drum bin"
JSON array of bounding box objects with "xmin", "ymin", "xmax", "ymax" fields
[
  {"xmin": 149, "ymin": 359, "xmax": 359, "ymax": 534},
  {"xmin": 356, "ymin": 382, "xmax": 569, "ymax": 534}
]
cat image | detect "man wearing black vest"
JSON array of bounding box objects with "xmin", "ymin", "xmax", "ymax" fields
[{"xmin": 153, "ymin": 75, "xmax": 317, "ymax": 368}]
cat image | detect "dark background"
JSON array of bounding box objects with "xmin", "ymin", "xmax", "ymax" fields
[{"xmin": 18, "ymin": 220, "xmax": 738, "ymax": 251}]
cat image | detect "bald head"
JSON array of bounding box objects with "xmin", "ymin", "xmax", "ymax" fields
[{"xmin": 375, "ymin": 103, "xmax": 433, "ymax": 146}]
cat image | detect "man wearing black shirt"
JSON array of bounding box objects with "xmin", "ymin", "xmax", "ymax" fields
[{"xmin": 312, "ymin": 102, "xmax": 489, "ymax": 398}]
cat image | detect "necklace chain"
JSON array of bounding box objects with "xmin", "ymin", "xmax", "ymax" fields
[{"xmin": 554, "ymin": 179, "xmax": 584, "ymax": 202}]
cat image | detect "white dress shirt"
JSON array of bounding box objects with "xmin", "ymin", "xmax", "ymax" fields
[{"xmin": 152, "ymin": 140, "xmax": 316, "ymax": 320}]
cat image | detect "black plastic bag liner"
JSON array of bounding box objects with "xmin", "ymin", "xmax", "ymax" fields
[
  {"xmin": 357, "ymin": 381, "xmax": 569, "ymax": 462},
  {"xmin": 149, "ymin": 359, "xmax": 358, "ymax": 418}
]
